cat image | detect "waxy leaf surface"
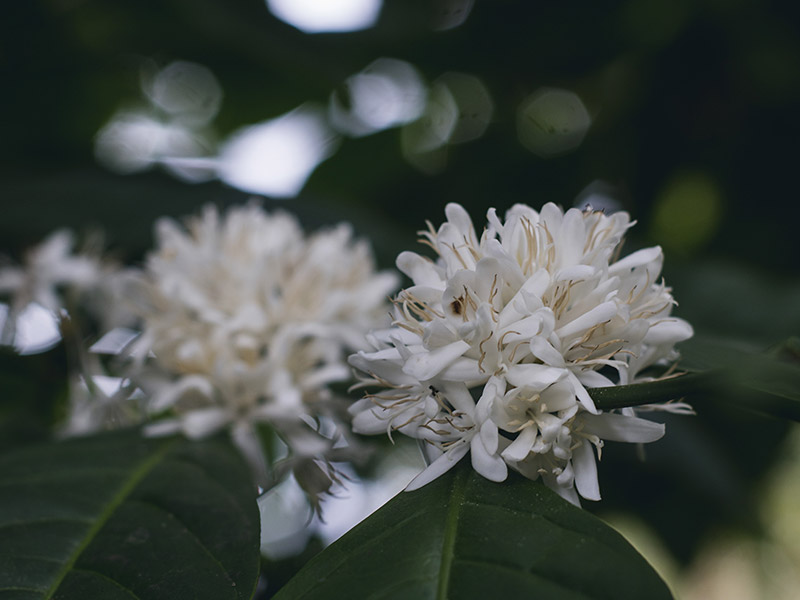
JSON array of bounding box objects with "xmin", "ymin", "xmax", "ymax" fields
[
  {"xmin": 274, "ymin": 461, "xmax": 672, "ymax": 600},
  {"xmin": 0, "ymin": 431, "xmax": 260, "ymax": 600}
]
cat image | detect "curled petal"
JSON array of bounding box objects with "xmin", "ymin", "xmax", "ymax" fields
[
  {"xmin": 609, "ymin": 246, "xmax": 662, "ymax": 275},
  {"xmin": 501, "ymin": 426, "xmax": 537, "ymax": 462},
  {"xmin": 506, "ymin": 364, "xmax": 565, "ymax": 390},
  {"xmin": 405, "ymin": 440, "xmax": 470, "ymax": 491},
  {"xmin": 470, "ymin": 433, "xmax": 507, "ymax": 482},
  {"xmin": 402, "ymin": 340, "xmax": 471, "ymax": 381},
  {"xmin": 182, "ymin": 407, "xmax": 230, "ymax": 439},
  {"xmin": 573, "ymin": 441, "xmax": 601, "ymax": 501},
  {"xmin": 644, "ymin": 318, "xmax": 694, "ymax": 345},
  {"xmin": 397, "ymin": 251, "xmax": 443, "ymax": 287},
  {"xmin": 579, "ymin": 412, "xmax": 665, "ymax": 443}
]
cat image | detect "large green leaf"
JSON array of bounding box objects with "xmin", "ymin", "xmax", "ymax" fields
[
  {"xmin": 273, "ymin": 461, "xmax": 672, "ymax": 600},
  {"xmin": 0, "ymin": 430, "xmax": 260, "ymax": 600}
]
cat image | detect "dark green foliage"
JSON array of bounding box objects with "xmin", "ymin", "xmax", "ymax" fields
[
  {"xmin": 273, "ymin": 461, "xmax": 672, "ymax": 600},
  {"xmin": 0, "ymin": 431, "xmax": 261, "ymax": 600}
]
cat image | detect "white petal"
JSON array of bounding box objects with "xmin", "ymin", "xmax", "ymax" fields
[
  {"xmin": 405, "ymin": 440, "xmax": 470, "ymax": 491},
  {"xmin": 445, "ymin": 202, "xmax": 475, "ymax": 236},
  {"xmin": 479, "ymin": 419, "xmax": 499, "ymax": 454},
  {"xmin": 530, "ymin": 337, "xmax": 566, "ymax": 368},
  {"xmin": 182, "ymin": 408, "xmax": 230, "ymax": 439},
  {"xmin": 556, "ymin": 300, "xmax": 618, "ymax": 341},
  {"xmin": 230, "ymin": 421, "xmax": 269, "ymax": 487},
  {"xmin": 576, "ymin": 370, "xmax": 615, "ymax": 388},
  {"xmin": 554, "ymin": 264, "xmax": 595, "ymax": 282},
  {"xmin": 573, "ymin": 441, "xmax": 601, "ymax": 501},
  {"xmin": 440, "ymin": 382, "xmax": 476, "ymax": 414},
  {"xmin": 567, "ymin": 371, "xmax": 598, "ymax": 414},
  {"xmin": 555, "ymin": 209, "xmax": 587, "ymax": 266},
  {"xmin": 402, "ymin": 340, "xmax": 471, "ymax": 381},
  {"xmin": 475, "ymin": 376, "xmax": 504, "ymax": 423},
  {"xmin": 501, "ymin": 426, "xmax": 537, "ymax": 462},
  {"xmin": 143, "ymin": 419, "xmax": 182, "ymax": 437},
  {"xmin": 470, "ymin": 434, "xmax": 507, "ymax": 482},
  {"xmin": 549, "ymin": 479, "xmax": 581, "ymax": 506},
  {"xmin": 438, "ymin": 357, "xmax": 484, "ymax": 382},
  {"xmin": 422, "ymin": 319, "xmax": 459, "ymax": 348},
  {"xmin": 474, "ymin": 258, "xmax": 501, "ymax": 299},
  {"xmin": 505, "ymin": 364, "xmax": 565, "ymax": 390},
  {"xmin": 540, "ymin": 381, "xmax": 576, "ymax": 412},
  {"xmin": 498, "ymin": 270, "xmax": 551, "ymax": 328},
  {"xmin": 396, "ymin": 251, "xmax": 443, "ymax": 287},
  {"xmin": 644, "ymin": 318, "xmax": 694, "ymax": 345},
  {"xmin": 579, "ymin": 413, "xmax": 665, "ymax": 443},
  {"xmin": 351, "ymin": 407, "xmax": 390, "ymax": 435},
  {"xmin": 609, "ymin": 246, "xmax": 662, "ymax": 275},
  {"xmin": 150, "ymin": 375, "xmax": 215, "ymax": 413},
  {"xmin": 498, "ymin": 312, "xmax": 548, "ymax": 343}
]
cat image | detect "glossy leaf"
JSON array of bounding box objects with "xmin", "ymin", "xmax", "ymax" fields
[
  {"xmin": 0, "ymin": 430, "xmax": 260, "ymax": 600},
  {"xmin": 273, "ymin": 461, "xmax": 672, "ymax": 600}
]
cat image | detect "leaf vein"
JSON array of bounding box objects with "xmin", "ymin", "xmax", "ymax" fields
[
  {"xmin": 436, "ymin": 466, "xmax": 467, "ymax": 600},
  {"xmin": 70, "ymin": 567, "xmax": 144, "ymax": 600},
  {"xmin": 127, "ymin": 498, "xmax": 235, "ymax": 586},
  {"xmin": 454, "ymin": 557, "xmax": 595, "ymax": 599},
  {"xmin": 41, "ymin": 439, "xmax": 177, "ymax": 598},
  {"xmin": 0, "ymin": 553, "xmax": 63, "ymax": 564},
  {"xmin": 0, "ymin": 517, "xmax": 93, "ymax": 531}
]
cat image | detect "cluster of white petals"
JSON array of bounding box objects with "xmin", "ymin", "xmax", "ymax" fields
[
  {"xmin": 0, "ymin": 230, "xmax": 102, "ymax": 342},
  {"xmin": 122, "ymin": 203, "xmax": 397, "ymax": 492},
  {"xmin": 349, "ymin": 202, "xmax": 693, "ymax": 504}
]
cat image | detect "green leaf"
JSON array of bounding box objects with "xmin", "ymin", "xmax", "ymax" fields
[
  {"xmin": 273, "ymin": 461, "xmax": 672, "ymax": 600},
  {"xmin": 589, "ymin": 336, "xmax": 800, "ymax": 421},
  {"xmin": 0, "ymin": 430, "xmax": 260, "ymax": 600}
]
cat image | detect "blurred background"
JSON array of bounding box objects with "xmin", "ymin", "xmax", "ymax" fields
[{"xmin": 2, "ymin": 0, "xmax": 800, "ymax": 597}]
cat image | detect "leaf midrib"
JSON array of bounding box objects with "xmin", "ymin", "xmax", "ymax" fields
[
  {"xmin": 42, "ymin": 438, "xmax": 177, "ymax": 599},
  {"xmin": 435, "ymin": 466, "xmax": 468, "ymax": 600}
]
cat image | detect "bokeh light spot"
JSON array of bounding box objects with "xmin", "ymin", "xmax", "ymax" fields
[
  {"xmin": 0, "ymin": 303, "xmax": 62, "ymax": 355},
  {"xmin": 217, "ymin": 105, "xmax": 340, "ymax": 198},
  {"xmin": 430, "ymin": 0, "xmax": 474, "ymax": 31},
  {"xmin": 143, "ymin": 60, "xmax": 222, "ymax": 126},
  {"xmin": 94, "ymin": 112, "xmax": 211, "ymax": 177},
  {"xmin": 266, "ymin": 0, "xmax": 382, "ymax": 33},
  {"xmin": 517, "ymin": 88, "xmax": 591, "ymax": 158},
  {"xmin": 574, "ymin": 180, "xmax": 624, "ymax": 214},
  {"xmin": 651, "ymin": 171, "xmax": 723, "ymax": 254},
  {"xmin": 329, "ymin": 58, "xmax": 426, "ymax": 137},
  {"xmin": 401, "ymin": 72, "xmax": 493, "ymax": 173},
  {"xmin": 436, "ymin": 72, "xmax": 493, "ymax": 144}
]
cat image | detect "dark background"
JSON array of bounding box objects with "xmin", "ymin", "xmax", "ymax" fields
[{"xmin": 2, "ymin": 0, "xmax": 799, "ymax": 577}]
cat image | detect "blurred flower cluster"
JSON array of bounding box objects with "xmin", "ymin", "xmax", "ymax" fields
[
  {"xmin": 349, "ymin": 203, "xmax": 693, "ymax": 504},
  {"xmin": 0, "ymin": 199, "xmax": 696, "ymax": 510},
  {"xmin": 0, "ymin": 203, "xmax": 397, "ymax": 508}
]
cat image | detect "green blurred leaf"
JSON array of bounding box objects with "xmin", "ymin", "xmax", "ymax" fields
[
  {"xmin": 680, "ymin": 335, "xmax": 800, "ymax": 418},
  {"xmin": 273, "ymin": 461, "xmax": 672, "ymax": 600},
  {"xmin": 0, "ymin": 347, "xmax": 68, "ymax": 451},
  {"xmin": 0, "ymin": 430, "xmax": 260, "ymax": 600},
  {"xmin": 588, "ymin": 336, "xmax": 800, "ymax": 420}
]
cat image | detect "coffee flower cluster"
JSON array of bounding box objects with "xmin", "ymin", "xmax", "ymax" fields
[
  {"xmin": 121, "ymin": 204, "xmax": 397, "ymax": 494},
  {"xmin": 349, "ymin": 203, "xmax": 692, "ymax": 504}
]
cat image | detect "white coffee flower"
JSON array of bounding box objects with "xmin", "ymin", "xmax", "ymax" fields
[
  {"xmin": 0, "ymin": 230, "xmax": 101, "ymax": 344},
  {"xmin": 125, "ymin": 203, "xmax": 397, "ymax": 492},
  {"xmin": 349, "ymin": 202, "xmax": 693, "ymax": 504}
]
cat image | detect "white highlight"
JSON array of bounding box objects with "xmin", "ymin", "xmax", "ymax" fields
[
  {"xmin": 0, "ymin": 303, "xmax": 61, "ymax": 355},
  {"xmin": 217, "ymin": 106, "xmax": 339, "ymax": 197},
  {"xmin": 267, "ymin": 0, "xmax": 382, "ymax": 33},
  {"xmin": 330, "ymin": 58, "xmax": 426, "ymax": 137}
]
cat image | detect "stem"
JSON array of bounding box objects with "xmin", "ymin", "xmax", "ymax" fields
[{"xmin": 588, "ymin": 371, "xmax": 719, "ymax": 411}]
